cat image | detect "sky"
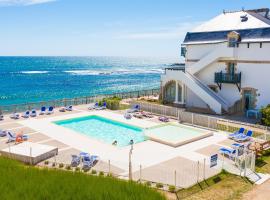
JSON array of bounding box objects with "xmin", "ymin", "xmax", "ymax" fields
[{"xmin": 0, "ymin": 0, "xmax": 270, "ymax": 59}]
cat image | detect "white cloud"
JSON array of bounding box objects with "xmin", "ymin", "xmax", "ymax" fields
[
  {"xmin": 0, "ymin": 0, "xmax": 55, "ymax": 6},
  {"xmin": 116, "ymin": 21, "xmax": 203, "ymax": 40}
]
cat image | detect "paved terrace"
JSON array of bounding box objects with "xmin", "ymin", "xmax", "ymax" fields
[{"xmin": 0, "ymin": 105, "xmax": 238, "ymax": 188}]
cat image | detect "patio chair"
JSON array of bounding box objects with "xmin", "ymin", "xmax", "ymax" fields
[
  {"xmin": 124, "ymin": 112, "xmax": 132, "ymax": 119},
  {"xmin": 46, "ymin": 106, "xmax": 54, "ymax": 115},
  {"xmin": 22, "ymin": 111, "xmax": 30, "ymax": 118},
  {"xmin": 0, "ymin": 130, "xmax": 7, "ymax": 137},
  {"xmin": 40, "ymin": 106, "xmax": 46, "ymax": 115},
  {"xmin": 159, "ymin": 116, "xmax": 169, "ymax": 122},
  {"xmin": 219, "ymin": 147, "xmax": 237, "ymax": 160},
  {"xmin": 10, "ymin": 112, "xmax": 20, "ymax": 119},
  {"xmin": 30, "ymin": 109, "xmax": 37, "ymax": 117},
  {"xmin": 65, "ymin": 105, "xmax": 73, "ymax": 111},
  {"xmin": 234, "ymin": 130, "xmax": 253, "ymax": 142},
  {"xmin": 127, "ymin": 104, "xmax": 140, "ymax": 113},
  {"xmin": 71, "ymin": 155, "xmax": 81, "ymax": 167},
  {"xmin": 228, "ymin": 127, "xmax": 245, "ymax": 139},
  {"xmin": 88, "ymin": 102, "xmax": 99, "ymax": 110}
]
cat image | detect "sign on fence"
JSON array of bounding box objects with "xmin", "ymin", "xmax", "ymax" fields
[{"xmin": 210, "ymin": 154, "xmax": 218, "ymax": 168}]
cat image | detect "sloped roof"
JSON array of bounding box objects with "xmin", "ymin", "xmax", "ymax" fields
[
  {"xmin": 192, "ymin": 10, "xmax": 270, "ymax": 33},
  {"xmin": 183, "ymin": 27, "xmax": 270, "ymax": 44}
]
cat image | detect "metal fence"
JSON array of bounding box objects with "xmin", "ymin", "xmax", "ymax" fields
[
  {"xmin": 132, "ymin": 101, "xmax": 270, "ymax": 140},
  {"xmin": 0, "ymin": 88, "xmax": 160, "ymax": 114}
]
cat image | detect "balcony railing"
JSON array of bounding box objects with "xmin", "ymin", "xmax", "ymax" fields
[
  {"xmin": 215, "ymin": 72, "xmax": 241, "ymax": 91},
  {"xmin": 215, "ymin": 72, "xmax": 241, "ymax": 84}
]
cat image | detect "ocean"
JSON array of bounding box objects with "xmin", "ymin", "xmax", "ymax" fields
[{"xmin": 0, "ymin": 56, "xmax": 175, "ymax": 106}]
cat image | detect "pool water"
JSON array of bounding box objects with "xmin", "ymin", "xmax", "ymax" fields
[{"xmin": 55, "ymin": 115, "xmax": 145, "ymax": 147}]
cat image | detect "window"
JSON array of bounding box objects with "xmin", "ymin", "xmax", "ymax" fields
[
  {"xmin": 227, "ymin": 31, "xmax": 240, "ymax": 48},
  {"xmin": 247, "ymin": 43, "xmax": 250, "ymax": 48},
  {"xmin": 260, "ymin": 43, "xmax": 263, "ymax": 48},
  {"xmin": 181, "ymin": 46, "xmax": 187, "ymax": 57},
  {"xmin": 227, "ymin": 63, "xmax": 236, "ymax": 75}
]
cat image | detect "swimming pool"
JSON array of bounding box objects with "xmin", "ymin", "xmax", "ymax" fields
[
  {"xmin": 54, "ymin": 115, "xmax": 146, "ymax": 147},
  {"xmin": 145, "ymin": 124, "xmax": 213, "ymax": 147}
]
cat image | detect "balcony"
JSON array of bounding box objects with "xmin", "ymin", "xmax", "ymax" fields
[{"xmin": 214, "ymin": 72, "xmax": 241, "ymax": 91}]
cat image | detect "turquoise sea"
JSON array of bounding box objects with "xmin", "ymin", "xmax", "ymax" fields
[{"xmin": 0, "ymin": 57, "xmax": 174, "ymax": 106}]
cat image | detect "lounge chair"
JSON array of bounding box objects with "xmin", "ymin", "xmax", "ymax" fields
[
  {"xmin": 0, "ymin": 130, "xmax": 7, "ymax": 137},
  {"xmin": 0, "ymin": 115, "xmax": 3, "ymax": 120},
  {"xmin": 96, "ymin": 102, "xmax": 107, "ymax": 110},
  {"xmin": 40, "ymin": 106, "xmax": 46, "ymax": 115},
  {"xmin": 82, "ymin": 155, "xmax": 94, "ymax": 171},
  {"xmin": 59, "ymin": 107, "xmax": 66, "ymax": 112},
  {"xmin": 219, "ymin": 147, "xmax": 237, "ymax": 159},
  {"xmin": 88, "ymin": 102, "xmax": 99, "ymax": 110},
  {"xmin": 159, "ymin": 116, "xmax": 169, "ymax": 122},
  {"xmin": 141, "ymin": 111, "xmax": 154, "ymax": 118},
  {"xmin": 124, "ymin": 112, "xmax": 132, "ymax": 119},
  {"xmin": 127, "ymin": 104, "xmax": 140, "ymax": 113},
  {"xmin": 7, "ymin": 131, "xmax": 29, "ymax": 143},
  {"xmin": 133, "ymin": 112, "xmax": 143, "ymax": 119},
  {"xmin": 22, "ymin": 111, "xmax": 30, "ymax": 118},
  {"xmin": 65, "ymin": 105, "xmax": 73, "ymax": 111},
  {"xmin": 71, "ymin": 155, "xmax": 81, "ymax": 167},
  {"xmin": 46, "ymin": 106, "xmax": 54, "ymax": 115},
  {"xmin": 234, "ymin": 130, "xmax": 253, "ymax": 142},
  {"xmin": 7, "ymin": 131, "xmax": 17, "ymax": 142},
  {"xmin": 10, "ymin": 112, "xmax": 20, "ymax": 119},
  {"xmin": 228, "ymin": 127, "xmax": 245, "ymax": 139},
  {"xmin": 30, "ymin": 109, "xmax": 37, "ymax": 117}
]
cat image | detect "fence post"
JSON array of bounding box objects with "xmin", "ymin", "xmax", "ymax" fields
[
  {"xmin": 30, "ymin": 147, "xmax": 32, "ymax": 165},
  {"xmin": 109, "ymin": 160, "xmax": 111, "ymax": 175},
  {"xmin": 192, "ymin": 113, "xmax": 194, "ymax": 125},
  {"xmin": 197, "ymin": 161, "xmax": 200, "ymax": 183},
  {"xmin": 207, "ymin": 116, "xmax": 210, "ymax": 128},
  {"xmin": 140, "ymin": 165, "xmax": 142, "ymax": 182},
  {"xmin": 203, "ymin": 158, "xmax": 206, "ymax": 180},
  {"xmin": 174, "ymin": 170, "xmax": 177, "ymax": 187}
]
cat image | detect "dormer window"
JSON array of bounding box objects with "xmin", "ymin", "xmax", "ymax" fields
[{"xmin": 227, "ymin": 31, "xmax": 241, "ymax": 48}]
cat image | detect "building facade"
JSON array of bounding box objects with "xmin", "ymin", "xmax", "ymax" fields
[{"xmin": 161, "ymin": 8, "xmax": 270, "ymax": 115}]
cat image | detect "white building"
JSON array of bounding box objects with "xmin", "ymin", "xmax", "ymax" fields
[{"xmin": 161, "ymin": 8, "xmax": 270, "ymax": 115}]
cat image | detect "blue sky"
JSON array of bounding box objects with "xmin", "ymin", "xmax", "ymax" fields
[{"xmin": 0, "ymin": 0, "xmax": 269, "ymax": 59}]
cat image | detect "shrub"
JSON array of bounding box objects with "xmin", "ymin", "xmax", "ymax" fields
[
  {"xmin": 65, "ymin": 165, "xmax": 71, "ymax": 170},
  {"xmin": 91, "ymin": 170, "xmax": 97, "ymax": 175},
  {"xmin": 44, "ymin": 161, "xmax": 49, "ymax": 165},
  {"xmin": 145, "ymin": 181, "xmax": 152, "ymax": 187},
  {"xmin": 99, "ymin": 171, "xmax": 104, "ymax": 176},
  {"xmin": 75, "ymin": 167, "xmax": 80, "ymax": 172},
  {"xmin": 156, "ymin": 183, "xmax": 163, "ymax": 189},
  {"xmin": 261, "ymin": 105, "xmax": 270, "ymax": 126},
  {"xmin": 52, "ymin": 163, "xmax": 56, "ymax": 167},
  {"xmin": 100, "ymin": 96, "xmax": 121, "ymax": 110},
  {"xmin": 168, "ymin": 185, "xmax": 176, "ymax": 193},
  {"xmin": 59, "ymin": 163, "xmax": 64, "ymax": 168}
]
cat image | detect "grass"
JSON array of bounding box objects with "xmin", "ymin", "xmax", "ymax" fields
[
  {"xmin": 0, "ymin": 157, "xmax": 165, "ymax": 200},
  {"xmin": 177, "ymin": 171, "xmax": 253, "ymax": 200},
  {"xmin": 256, "ymin": 149, "xmax": 270, "ymax": 173}
]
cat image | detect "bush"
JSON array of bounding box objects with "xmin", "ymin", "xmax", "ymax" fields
[
  {"xmin": 44, "ymin": 161, "xmax": 49, "ymax": 165},
  {"xmin": 91, "ymin": 170, "xmax": 97, "ymax": 175},
  {"xmin": 75, "ymin": 167, "xmax": 80, "ymax": 172},
  {"xmin": 100, "ymin": 96, "xmax": 121, "ymax": 110},
  {"xmin": 261, "ymin": 105, "xmax": 270, "ymax": 126},
  {"xmin": 59, "ymin": 163, "xmax": 64, "ymax": 168},
  {"xmin": 52, "ymin": 163, "xmax": 56, "ymax": 167},
  {"xmin": 99, "ymin": 171, "xmax": 104, "ymax": 176},
  {"xmin": 145, "ymin": 181, "xmax": 152, "ymax": 187},
  {"xmin": 156, "ymin": 183, "xmax": 163, "ymax": 189},
  {"xmin": 65, "ymin": 165, "xmax": 71, "ymax": 170},
  {"xmin": 168, "ymin": 185, "xmax": 176, "ymax": 193}
]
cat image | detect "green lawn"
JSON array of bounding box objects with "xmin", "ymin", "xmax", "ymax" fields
[
  {"xmin": 0, "ymin": 157, "xmax": 165, "ymax": 200},
  {"xmin": 177, "ymin": 171, "xmax": 253, "ymax": 200}
]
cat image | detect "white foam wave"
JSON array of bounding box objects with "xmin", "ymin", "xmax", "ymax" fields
[
  {"xmin": 21, "ymin": 71, "xmax": 49, "ymax": 74},
  {"xmin": 65, "ymin": 68, "xmax": 163, "ymax": 76}
]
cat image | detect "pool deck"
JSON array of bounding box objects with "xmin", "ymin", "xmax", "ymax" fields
[{"xmin": 0, "ymin": 105, "xmax": 234, "ymax": 188}]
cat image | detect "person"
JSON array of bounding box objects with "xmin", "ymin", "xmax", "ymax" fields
[
  {"xmin": 112, "ymin": 140, "xmax": 117, "ymax": 146},
  {"xmin": 129, "ymin": 139, "xmax": 134, "ymax": 145}
]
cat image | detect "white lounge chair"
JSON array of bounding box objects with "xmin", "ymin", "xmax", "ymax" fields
[
  {"xmin": 22, "ymin": 111, "xmax": 30, "ymax": 118},
  {"xmin": 30, "ymin": 109, "xmax": 37, "ymax": 117},
  {"xmin": 10, "ymin": 112, "xmax": 20, "ymax": 119}
]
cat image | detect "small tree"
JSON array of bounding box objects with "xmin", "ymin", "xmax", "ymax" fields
[{"xmin": 261, "ymin": 105, "xmax": 270, "ymax": 126}]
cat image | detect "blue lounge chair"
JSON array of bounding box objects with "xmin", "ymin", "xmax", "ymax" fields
[
  {"xmin": 127, "ymin": 104, "xmax": 140, "ymax": 113},
  {"xmin": 82, "ymin": 155, "xmax": 94, "ymax": 170},
  {"xmin": 88, "ymin": 102, "xmax": 99, "ymax": 110},
  {"xmin": 40, "ymin": 106, "xmax": 46, "ymax": 115},
  {"xmin": 30, "ymin": 109, "xmax": 37, "ymax": 117},
  {"xmin": 234, "ymin": 130, "xmax": 253, "ymax": 142},
  {"xmin": 22, "ymin": 111, "xmax": 30, "ymax": 118},
  {"xmin": 219, "ymin": 147, "xmax": 237, "ymax": 159},
  {"xmin": 10, "ymin": 112, "xmax": 20, "ymax": 119},
  {"xmin": 46, "ymin": 106, "xmax": 54, "ymax": 115},
  {"xmin": 96, "ymin": 102, "xmax": 107, "ymax": 110},
  {"xmin": 71, "ymin": 155, "xmax": 81, "ymax": 167},
  {"xmin": 228, "ymin": 128, "xmax": 245, "ymax": 139}
]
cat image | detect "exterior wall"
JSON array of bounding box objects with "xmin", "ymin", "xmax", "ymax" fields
[{"xmin": 186, "ymin": 88, "xmax": 209, "ymax": 109}]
